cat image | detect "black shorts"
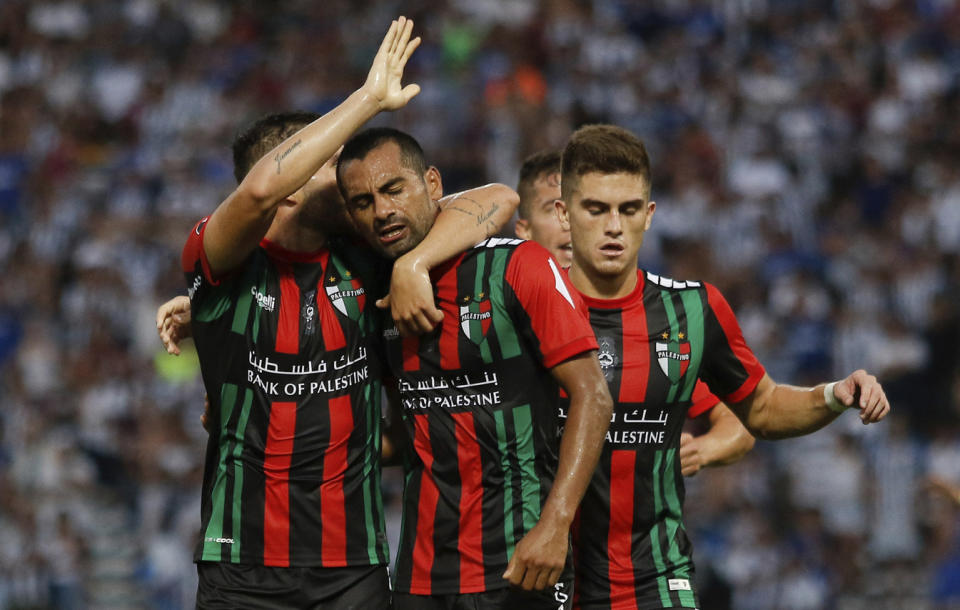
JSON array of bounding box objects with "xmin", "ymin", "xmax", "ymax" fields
[
  {"xmin": 196, "ymin": 562, "xmax": 390, "ymax": 609},
  {"xmin": 393, "ymin": 579, "xmax": 572, "ymax": 610}
]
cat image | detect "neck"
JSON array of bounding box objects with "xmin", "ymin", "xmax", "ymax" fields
[{"xmin": 568, "ymin": 261, "xmax": 638, "ymax": 300}]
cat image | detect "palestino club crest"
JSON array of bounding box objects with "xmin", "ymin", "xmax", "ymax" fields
[
  {"xmin": 656, "ymin": 331, "xmax": 690, "ymax": 384},
  {"xmin": 324, "ymin": 266, "xmax": 365, "ymax": 322},
  {"xmin": 459, "ymin": 292, "xmax": 492, "ymax": 345}
]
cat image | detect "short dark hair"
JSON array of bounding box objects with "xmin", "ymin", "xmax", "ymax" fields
[
  {"xmin": 231, "ymin": 112, "xmax": 320, "ymax": 183},
  {"xmin": 517, "ymin": 150, "xmax": 561, "ymax": 219},
  {"xmin": 560, "ymin": 124, "xmax": 651, "ymax": 200},
  {"xmin": 336, "ymin": 127, "xmax": 427, "ymax": 193}
]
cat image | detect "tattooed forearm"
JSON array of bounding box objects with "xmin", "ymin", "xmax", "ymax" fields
[
  {"xmin": 273, "ymin": 139, "xmax": 303, "ymax": 174},
  {"xmin": 444, "ymin": 195, "xmax": 501, "ymax": 228}
]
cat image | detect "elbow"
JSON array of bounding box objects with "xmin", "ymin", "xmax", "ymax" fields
[
  {"xmin": 487, "ymin": 183, "xmax": 520, "ymax": 215},
  {"xmin": 735, "ymin": 428, "xmax": 756, "ymax": 458},
  {"xmin": 238, "ymin": 173, "xmax": 282, "ymax": 216}
]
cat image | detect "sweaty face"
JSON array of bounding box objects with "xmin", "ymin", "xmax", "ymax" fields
[
  {"xmin": 339, "ymin": 141, "xmax": 439, "ymax": 259},
  {"xmin": 560, "ymin": 171, "xmax": 655, "ymax": 288},
  {"xmin": 298, "ymin": 149, "xmax": 355, "ymax": 237},
  {"xmin": 515, "ymin": 172, "xmax": 572, "ymax": 267}
]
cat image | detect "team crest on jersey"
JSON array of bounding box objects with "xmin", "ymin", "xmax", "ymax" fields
[
  {"xmin": 459, "ymin": 292, "xmax": 492, "ymax": 345},
  {"xmin": 596, "ymin": 336, "xmax": 618, "ymax": 382},
  {"xmin": 656, "ymin": 331, "xmax": 690, "ymax": 383},
  {"xmin": 324, "ymin": 267, "xmax": 365, "ymax": 322}
]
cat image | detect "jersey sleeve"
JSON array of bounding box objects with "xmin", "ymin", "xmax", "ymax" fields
[
  {"xmin": 686, "ymin": 380, "xmax": 721, "ymax": 419},
  {"xmin": 698, "ymin": 282, "xmax": 765, "ymax": 404},
  {"xmin": 182, "ymin": 217, "xmax": 220, "ymax": 288},
  {"xmin": 505, "ymin": 241, "xmax": 598, "ymax": 369}
]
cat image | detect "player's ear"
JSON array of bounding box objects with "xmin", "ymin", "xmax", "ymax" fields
[
  {"xmin": 555, "ymin": 199, "xmax": 570, "ymax": 230},
  {"xmin": 514, "ymin": 218, "xmax": 532, "ymax": 240},
  {"xmin": 425, "ymin": 166, "xmax": 443, "ymax": 200},
  {"xmin": 644, "ymin": 200, "xmax": 656, "ymax": 230}
]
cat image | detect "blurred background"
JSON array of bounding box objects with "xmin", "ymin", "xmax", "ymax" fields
[{"xmin": 1, "ymin": 0, "xmax": 959, "ymax": 608}]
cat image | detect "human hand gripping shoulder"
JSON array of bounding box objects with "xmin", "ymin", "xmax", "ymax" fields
[
  {"xmin": 197, "ymin": 17, "xmax": 422, "ymax": 276},
  {"xmin": 378, "ymin": 184, "xmax": 520, "ymax": 336}
]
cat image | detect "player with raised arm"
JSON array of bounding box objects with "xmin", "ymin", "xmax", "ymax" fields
[
  {"xmin": 335, "ymin": 127, "xmax": 613, "ymax": 610},
  {"xmin": 181, "ymin": 19, "xmax": 517, "ymax": 608},
  {"xmin": 553, "ymin": 125, "xmax": 889, "ymax": 610}
]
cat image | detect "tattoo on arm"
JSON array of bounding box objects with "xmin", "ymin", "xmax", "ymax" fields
[
  {"xmin": 444, "ymin": 196, "xmax": 501, "ymax": 234},
  {"xmin": 273, "ymin": 139, "xmax": 303, "ymax": 174}
]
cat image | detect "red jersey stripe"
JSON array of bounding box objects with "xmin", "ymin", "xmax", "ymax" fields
[
  {"xmin": 263, "ymin": 401, "xmax": 297, "ymax": 566},
  {"xmin": 436, "ymin": 266, "xmax": 461, "ymax": 370},
  {"xmin": 402, "ymin": 336, "xmax": 420, "ymax": 371},
  {"xmin": 317, "ymin": 253, "xmax": 346, "ymax": 351},
  {"xmin": 411, "ymin": 414, "xmax": 439, "ymax": 594},
  {"xmin": 619, "ymin": 302, "xmax": 649, "ymax": 403},
  {"xmin": 453, "ymin": 412, "xmax": 484, "ymax": 591},
  {"xmin": 607, "ymin": 450, "xmax": 638, "ymax": 610},
  {"xmin": 320, "ymin": 395, "xmax": 353, "ymax": 566},
  {"xmin": 274, "ymin": 262, "xmax": 300, "ymax": 354}
]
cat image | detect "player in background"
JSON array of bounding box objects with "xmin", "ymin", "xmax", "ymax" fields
[
  {"xmin": 553, "ymin": 124, "xmax": 889, "ymax": 610},
  {"xmin": 180, "ymin": 18, "xmax": 518, "ymax": 608},
  {"xmin": 336, "ymin": 126, "xmax": 613, "ymax": 610},
  {"xmin": 515, "ymin": 150, "xmax": 754, "ymax": 477}
]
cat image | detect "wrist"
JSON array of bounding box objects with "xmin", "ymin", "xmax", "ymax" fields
[{"xmin": 823, "ymin": 382, "xmax": 846, "ymax": 413}]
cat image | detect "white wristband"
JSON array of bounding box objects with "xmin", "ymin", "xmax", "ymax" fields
[{"xmin": 824, "ymin": 382, "xmax": 846, "ymax": 413}]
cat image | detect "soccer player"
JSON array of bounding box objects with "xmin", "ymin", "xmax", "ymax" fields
[
  {"xmin": 553, "ymin": 124, "xmax": 890, "ymax": 609},
  {"xmin": 514, "ymin": 150, "xmax": 573, "ymax": 268},
  {"xmin": 181, "ymin": 18, "xmax": 517, "ymax": 608},
  {"xmin": 336, "ymin": 127, "xmax": 614, "ymax": 610},
  {"xmin": 515, "ymin": 150, "xmax": 754, "ymax": 478}
]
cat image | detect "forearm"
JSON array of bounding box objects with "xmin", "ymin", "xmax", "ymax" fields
[
  {"xmin": 740, "ymin": 380, "xmax": 840, "ymax": 440},
  {"xmin": 399, "ymin": 184, "xmax": 519, "ymax": 270},
  {"xmin": 542, "ymin": 385, "xmax": 613, "ymax": 527},
  {"xmin": 241, "ymin": 90, "xmax": 380, "ymax": 208},
  {"xmin": 698, "ymin": 410, "xmax": 755, "ymax": 467}
]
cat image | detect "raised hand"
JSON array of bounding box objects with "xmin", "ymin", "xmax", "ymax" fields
[{"xmin": 362, "ymin": 16, "xmax": 421, "ymax": 111}]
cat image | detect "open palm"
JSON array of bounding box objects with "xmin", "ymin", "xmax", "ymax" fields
[{"xmin": 363, "ymin": 16, "xmax": 421, "ymax": 111}]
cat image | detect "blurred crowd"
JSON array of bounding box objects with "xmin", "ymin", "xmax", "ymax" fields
[{"xmin": 1, "ymin": 0, "xmax": 959, "ymax": 608}]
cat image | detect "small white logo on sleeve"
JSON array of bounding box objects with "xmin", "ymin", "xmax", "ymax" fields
[
  {"xmin": 548, "ymin": 258, "xmax": 576, "ymax": 309},
  {"xmin": 668, "ymin": 578, "xmax": 691, "ymax": 591}
]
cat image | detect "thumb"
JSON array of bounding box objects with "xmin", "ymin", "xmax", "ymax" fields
[
  {"xmin": 376, "ymin": 295, "xmax": 391, "ymax": 309},
  {"xmin": 502, "ymin": 557, "xmax": 516, "ymax": 580},
  {"xmin": 401, "ymin": 83, "xmax": 421, "ymax": 102},
  {"xmin": 833, "ymin": 378, "xmax": 857, "ymax": 407}
]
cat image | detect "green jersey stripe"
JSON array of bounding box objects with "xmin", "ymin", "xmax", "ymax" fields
[
  {"xmin": 230, "ymin": 270, "xmax": 255, "ymax": 335},
  {"xmin": 513, "ymin": 404, "xmax": 541, "ymax": 534},
  {"xmin": 662, "ymin": 448, "xmax": 696, "ymax": 607},
  {"xmin": 230, "ymin": 388, "xmax": 253, "ymax": 562},
  {"xmin": 660, "ymin": 291, "xmax": 681, "ymax": 403},
  {"xmin": 202, "ymin": 382, "xmax": 238, "ymax": 559},
  {"xmin": 649, "ymin": 449, "xmax": 672, "ymax": 606},
  {"xmin": 678, "ymin": 290, "xmax": 705, "ymax": 403},
  {"xmin": 489, "ymin": 249, "xmax": 521, "ymax": 359},
  {"xmin": 494, "ymin": 409, "xmax": 517, "ymax": 558}
]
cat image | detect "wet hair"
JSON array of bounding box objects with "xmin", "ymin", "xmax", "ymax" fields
[
  {"xmin": 231, "ymin": 111, "xmax": 320, "ymax": 183},
  {"xmin": 516, "ymin": 150, "xmax": 561, "ymax": 219},
  {"xmin": 560, "ymin": 124, "xmax": 651, "ymax": 200},
  {"xmin": 335, "ymin": 127, "xmax": 427, "ymax": 193}
]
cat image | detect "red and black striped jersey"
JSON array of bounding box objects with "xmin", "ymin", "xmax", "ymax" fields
[
  {"xmin": 182, "ymin": 218, "xmax": 389, "ymax": 569},
  {"xmin": 385, "ymin": 238, "xmax": 598, "ymax": 596},
  {"xmin": 564, "ymin": 269, "xmax": 764, "ymax": 610}
]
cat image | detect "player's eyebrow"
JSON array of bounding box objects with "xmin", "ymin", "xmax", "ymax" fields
[
  {"xmin": 377, "ymin": 177, "xmax": 405, "ymax": 192},
  {"xmin": 580, "ymin": 198, "xmax": 646, "ymax": 208}
]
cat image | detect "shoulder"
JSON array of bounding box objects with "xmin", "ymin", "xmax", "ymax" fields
[{"xmin": 643, "ymin": 270, "xmax": 705, "ymax": 292}]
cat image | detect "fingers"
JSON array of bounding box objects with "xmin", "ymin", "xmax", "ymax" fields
[
  {"xmin": 376, "ymin": 295, "xmax": 391, "ymax": 310},
  {"xmin": 399, "ymin": 34, "xmax": 421, "ymax": 66},
  {"xmin": 845, "ymin": 370, "xmax": 890, "ymax": 424},
  {"xmin": 502, "ymin": 557, "xmax": 519, "ymax": 585},
  {"xmin": 392, "ymin": 17, "xmax": 413, "ymax": 58},
  {"xmin": 377, "ymin": 19, "xmax": 399, "ymax": 58}
]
